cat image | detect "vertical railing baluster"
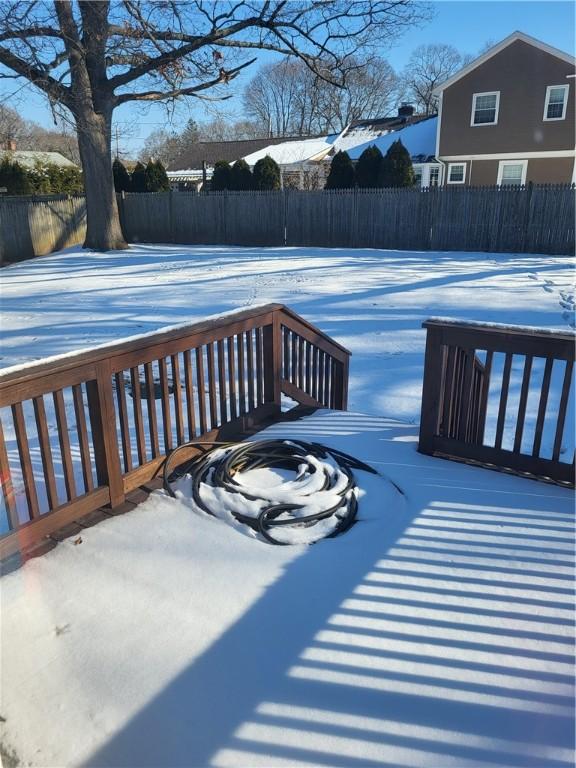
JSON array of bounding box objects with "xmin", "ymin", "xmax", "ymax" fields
[
  {"xmin": 33, "ymin": 394, "xmax": 59, "ymax": 507},
  {"xmin": 0, "ymin": 419, "xmax": 18, "ymax": 529},
  {"xmin": 53, "ymin": 389, "xmax": 77, "ymax": 502},
  {"xmin": 72, "ymin": 385, "xmax": 94, "ymax": 492}
]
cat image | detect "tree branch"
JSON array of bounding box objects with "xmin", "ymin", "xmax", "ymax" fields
[
  {"xmin": 115, "ymin": 56, "xmax": 257, "ymax": 105},
  {"xmin": 0, "ymin": 44, "xmax": 70, "ymax": 104},
  {"xmin": 107, "ymin": 16, "xmax": 263, "ymax": 91}
]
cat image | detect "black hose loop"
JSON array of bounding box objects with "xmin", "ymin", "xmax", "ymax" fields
[{"xmin": 163, "ymin": 439, "xmax": 372, "ymax": 545}]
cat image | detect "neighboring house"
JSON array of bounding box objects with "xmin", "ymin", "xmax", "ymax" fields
[
  {"xmin": 347, "ymin": 116, "xmax": 441, "ymax": 187},
  {"xmin": 241, "ymin": 107, "xmax": 432, "ymax": 189},
  {"xmin": 168, "ymin": 136, "xmax": 308, "ymax": 190},
  {"xmin": 168, "ymin": 106, "xmax": 429, "ymax": 190},
  {"xmin": 434, "ymin": 31, "xmax": 575, "ymax": 187},
  {"xmin": 242, "ymin": 136, "xmax": 335, "ymax": 189}
]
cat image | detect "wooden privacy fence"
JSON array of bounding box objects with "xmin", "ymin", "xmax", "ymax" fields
[
  {"xmin": 418, "ymin": 319, "xmax": 575, "ymax": 485},
  {"xmin": 0, "ymin": 194, "xmax": 86, "ymax": 263},
  {"xmin": 119, "ymin": 184, "xmax": 575, "ymax": 255},
  {"xmin": 1, "ymin": 185, "xmax": 574, "ymax": 261},
  {"xmin": 0, "ymin": 304, "xmax": 350, "ymax": 557}
]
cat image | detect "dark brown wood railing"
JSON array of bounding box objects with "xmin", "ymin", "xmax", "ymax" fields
[
  {"xmin": 419, "ymin": 319, "xmax": 575, "ymax": 485},
  {"xmin": 0, "ymin": 304, "xmax": 350, "ymax": 557}
]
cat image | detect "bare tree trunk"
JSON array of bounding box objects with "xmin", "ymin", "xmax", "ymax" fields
[{"xmin": 75, "ymin": 106, "xmax": 126, "ymax": 250}]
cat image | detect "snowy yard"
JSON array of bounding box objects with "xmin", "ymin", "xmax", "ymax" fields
[
  {"xmin": 1, "ymin": 245, "xmax": 575, "ymax": 767},
  {"xmin": 1, "ymin": 244, "xmax": 574, "ymax": 422}
]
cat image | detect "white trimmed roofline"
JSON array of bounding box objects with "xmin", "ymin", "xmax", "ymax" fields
[{"xmin": 433, "ymin": 31, "xmax": 575, "ymax": 95}]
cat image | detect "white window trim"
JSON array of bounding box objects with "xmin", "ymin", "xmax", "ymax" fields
[
  {"xmin": 447, "ymin": 162, "xmax": 466, "ymax": 184},
  {"xmin": 543, "ymin": 84, "xmax": 569, "ymax": 122},
  {"xmin": 497, "ymin": 159, "xmax": 528, "ymax": 186},
  {"xmin": 470, "ymin": 91, "xmax": 500, "ymax": 127}
]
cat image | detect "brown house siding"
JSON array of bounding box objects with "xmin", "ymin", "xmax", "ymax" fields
[
  {"xmin": 439, "ymin": 39, "xmax": 575, "ymax": 157},
  {"xmin": 526, "ymin": 157, "xmax": 575, "ymax": 183},
  {"xmin": 464, "ymin": 157, "xmax": 574, "ymax": 185}
]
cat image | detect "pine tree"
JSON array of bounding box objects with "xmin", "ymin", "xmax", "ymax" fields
[
  {"xmin": 355, "ymin": 146, "xmax": 382, "ymax": 189},
  {"xmin": 131, "ymin": 161, "xmax": 147, "ymax": 193},
  {"xmin": 113, "ymin": 159, "xmax": 132, "ymax": 192},
  {"xmin": 230, "ymin": 159, "xmax": 253, "ymax": 191},
  {"xmin": 153, "ymin": 159, "xmax": 170, "ymax": 192},
  {"xmin": 378, "ymin": 140, "xmax": 415, "ymax": 188},
  {"xmin": 253, "ymin": 155, "xmax": 281, "ymax": 191},
  {"xmin": 0, "ymin": 156, "xmax": 32, "ymax": 195},
  {"xmin": 211, "ymin": 160, "xmax": 232, "ymax": 191},
  {"xmin": 325, "ymin": 151, "xmax": 355, "ymax": 190}
]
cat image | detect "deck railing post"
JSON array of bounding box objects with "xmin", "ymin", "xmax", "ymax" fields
[
  {"xmin": 263, "ymin": 312, "xmax": 282, "ymax": 407},
  {"xmin": 85, "ymin": 361, "xmax": 125, "ymax": 508},
  {"xmin": 332, "ymin": 357, "xmax": 349, "ymax": 410},
  {"xmin": 418, "ymin": 324, "xmax": 444, "ymax": 455}
]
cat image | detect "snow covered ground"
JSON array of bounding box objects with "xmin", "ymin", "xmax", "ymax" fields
[
  {"xmin": 1, "ymin": 244, "xmax": 574, "ymax": 423},
  {"xmin": 1, "ymin": 410, "xmax": 574, "ymax": 767},
  {"xmin": 1, "ymin": 245, "xmax": 574, "ymax": 766}
]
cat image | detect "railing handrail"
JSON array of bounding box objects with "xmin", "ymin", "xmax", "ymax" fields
[
  {"xmin": 0, "ymin": 304, "xmax": 351, "ymax": 396},
  {"xmin": 423, "ymin": 318, "xmax": 576, "ymax": 342}
]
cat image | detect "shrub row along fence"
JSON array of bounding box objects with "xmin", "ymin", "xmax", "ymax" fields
[
  {"xmin": 1, "ymin": 184, "xmax": 574, "ymax": 263},
  {"xmin": 0, "ymin": 194, "xmax": 86, "ymax": 263},
  {"xmin": 0, "ymin": 304, "xmax": 350, "ymax": 557}
]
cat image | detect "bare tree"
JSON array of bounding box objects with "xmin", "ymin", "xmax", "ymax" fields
[
  {"xmin": 141, "ymin": 128, "xmax": 182, "ymax": 167},
  {"xmin": 317, "ymin": 57, "xmax": 400, "ymax": 132},
  {"xmin": 0, "ymin": 1, "xmax": 425, "ymax": 249},
  {"xmin": 245, "ymin": 55, "xmax": 400, "ymax": 138},
  {"xmin": 0, "ymin": 103, "xmax": 81, "ymax": 162},
  {"xmin": 244, "ymin": 58, "xmax": 310, "ymax": 137},
  {"xmin": 401, "ymin": 43, "xmax": 466, "ymax": 115}
]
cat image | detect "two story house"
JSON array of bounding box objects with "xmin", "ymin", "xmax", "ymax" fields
[{"xmin": 434, "ymin": 32, "xmax": 575, "ymax": 187}]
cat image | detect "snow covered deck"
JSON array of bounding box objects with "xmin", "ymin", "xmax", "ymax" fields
[{"xmin": 2, "ymin": 409, "xmax": 574, "ymax": 768}]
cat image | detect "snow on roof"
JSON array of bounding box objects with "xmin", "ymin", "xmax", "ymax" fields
[
  {"xmin": 332, "ymin": 127, "xmax": 392, "ymax": 152},
  {"xmin": 1, "ymin": 150, "xmax": 78, "ymax": 168},
  {"xmin": 347, "ymin": 116, "xmax": 438, "ymax": 161},
  {"xmin": 242, "ymin": 137, "xmax": 333, "ymax": 167}
]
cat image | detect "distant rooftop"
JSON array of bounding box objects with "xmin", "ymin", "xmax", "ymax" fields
[{"xmin": 1, "ymin": 150, "xmax": 78, "ymax": 169}]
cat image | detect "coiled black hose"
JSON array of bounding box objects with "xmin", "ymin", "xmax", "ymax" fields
[{"xmin": 163, "ymin": 439, "xmax": 377, "ymax": 545}]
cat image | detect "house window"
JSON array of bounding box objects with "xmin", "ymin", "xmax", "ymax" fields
[
  {"xmin": 448, "ymin": 163, "xmax": 466, "ymax": 184},
  {"xmin": 471, "ymin": 91, "xmax": 500, "ymax": 126},
  {"xmin": 429, "ymin": 166, "xmax": 440, "ymax": 187},
  {"xmin": 497, "ymin": 160, "xmax": 527, "ymax": 186},
  {"xmin": 413, "ymin": 166, "xmax": 423, "ymax": 187},
  {"xmin": 544, "ymin": 85, "xmax": 569, "ymax": 121}
]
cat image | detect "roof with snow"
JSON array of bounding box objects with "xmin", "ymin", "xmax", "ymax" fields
[
  {"xmin": 1, "ymin": 150, "xmax": 78, "ymax": 168},
  {"xmin": 242, "ymin": 137, "xmax": 334, "ymax": 167},
  {"xmin": 347, "ymin": 116, "xmax": 438, "ymax": 162},
  {"xmin": 171, "ymin": 136, "xmax": 310, "ymax": 171}
]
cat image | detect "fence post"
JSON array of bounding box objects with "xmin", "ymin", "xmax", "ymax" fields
[
  {"xmin": 86, "ymin": 360, "xmax": 125, "ymax": 508},
  {"xmin": 169, "ymin": 188, "xmax": 175, "ymax": 243},
  {"xmin": 418, "ymin": 324, "xmax": 444, "ymax": 455},
  {"xmin": 263, "ymin": 312, "xmax": 282, "ymax": 407}
]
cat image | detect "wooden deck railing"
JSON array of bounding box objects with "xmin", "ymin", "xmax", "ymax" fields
[
  {"xmin": 419, "ymin": 319, "xmax": 575, "ymax": 485},
  {"xmin": 0, "ymin": 304, "xmax": 350, "ymax": 557}
]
